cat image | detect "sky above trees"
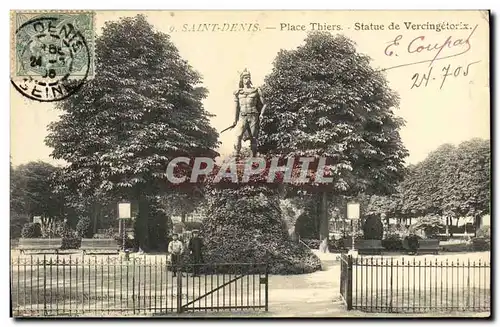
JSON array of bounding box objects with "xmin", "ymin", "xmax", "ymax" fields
[{"xmin": 10, "ymin": 11, "xmax": 489, "ymax": 167}]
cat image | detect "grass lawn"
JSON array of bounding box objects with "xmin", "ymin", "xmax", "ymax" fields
[
  {"xmin": 11, "ymin": 252, "xmax": 266, "ymax": 317},
  {"xmin": 349, "ymin": 251, "xmax": 491, "ymax": 312},
  {"xmin": 10, "ymin": 250, "xmax": 491, "ymax": 318}
]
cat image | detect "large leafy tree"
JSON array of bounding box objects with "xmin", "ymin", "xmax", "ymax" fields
[
  {"xmin": 46, "ymin": 15, "xmax": 219, "ymax": 251},
  {"xmin": 399, "ymin": 145, "xmax": 456, "ymax": 232},
  {"xmin": 394, "ymin": 139, "xmax": 490, "ymax": 235},
  {"xmin": 10, "ymin": 161, "xmax": 67, "ymax": 236},
  {"xmin": 259, "ymin": 32, "xmax": 408, "ymax": 251},
  {"xmin": 11, "ymin": 161, "xmax": 30, "ymax": 238},
  {"xmin": 441, "ymin": 139, "xmax": 490, "ymax": 231}
]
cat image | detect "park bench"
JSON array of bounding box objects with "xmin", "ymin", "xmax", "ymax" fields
[
  {"xmin": 17, "ymin": 238, "xmax": 62, "ymax": 254},
  {"xmin": 342, "ymin": 239, "xmax": 384, "ymax": 255},
  {"xmin": 356, "ymin": 240, "xmax": 384, "ymax": 255},
  {"xmin": 80, "ymin": 238, "xmax": 120, "ymax": 255},
  {"xmin": 403, "ymin": 238, "xmax": 440, "ymax": 255},
  {"xmin": 416, "ymin": 239, "xmax": 440, "ymax": 255}
]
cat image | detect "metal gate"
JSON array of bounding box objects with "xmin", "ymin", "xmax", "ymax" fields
[
  {"xmin": 179, "ymin": 263, "xmax": 268, "ymax": 313},
  {"xmin": 10, "ymin": 255, "xmax": 269, "ymax": 317}
]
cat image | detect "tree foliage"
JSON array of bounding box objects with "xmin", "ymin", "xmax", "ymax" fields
[
  {"xmin": 45, "ymin": 15, "xmax": 219, "ymax": 251},
  {"xmin": 359, "ymin": 138, "xmax": 490, "ymax": 236},
  {"xmin": 10, "ymin": 161, "xmax": 71, "ymax": 237},
  {"xmin": 260, "ymin": 32, "xmax": 408, "ymax": 195},
  {"xmin": 258, "ymin": 32, "xmax": 408, "ymax": 250},
  {"xmin": 10, "ymin": 161, "xmax": 62, "ymax": 218},
  {"xmin": 442, "ymin": 139, "xmax": 490, "ymax": 222},
  {"xmin": 47, "ymin": 14, "xmax": 219, "ymax": 195}
]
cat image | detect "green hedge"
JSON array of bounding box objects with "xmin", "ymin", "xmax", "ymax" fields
[{"xmin": 21, "ymin": 223, "xmax": 42, "ymax": 238}]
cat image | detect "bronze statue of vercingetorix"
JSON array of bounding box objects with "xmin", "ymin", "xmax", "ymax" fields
[{"xmin": 221, "ymin": 69, "xmax": 267, "ymax": 158}]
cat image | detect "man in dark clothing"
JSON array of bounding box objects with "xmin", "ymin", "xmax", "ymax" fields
[
  {"xmin": 406, "ymin": 233, "xmax": 419, "ymax": 255},
  {"xmin": 188, "ymin": 230, "xmax": 203, "ymax": 276}
]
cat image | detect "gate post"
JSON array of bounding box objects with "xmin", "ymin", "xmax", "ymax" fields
[
  {"xmin": 346, "ymin": 255, "xmax": 353, "ymax": 310},
  {"xmin": 43, "ymin": 255, "xmax": 47, "ymax": 316},
  {"xmin": 176, "ymin": 265, "xmax": 182, "ymax": 313},
  {"xmin": 264, "ymin": 264, "xmax": 269, "ymax": 312}
]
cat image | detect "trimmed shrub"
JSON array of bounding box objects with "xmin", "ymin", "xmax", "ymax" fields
[
  {"xmin": 61, "ymin": 230, "xmax": 81, "ymax": 249},
  {"xmin": 334, "ymin": 236, "xmax": 364, "ymax": 250},
  {"xmin": 201, "ymin": 185, "xmax": 321, "ymax": 274},
  {"xmin": 11, "ymin": 214, "xmax": 30, "ymax": 239},
  {"xmin": 294, "ymin": 212, "xmax": 319, "ymax": 239},
  {"xmin": 76, "ymin": 217, "xmax": 93, "ymax": 238},
  {"xmin": 476, "ymin": 225, "xmax": 491, "ymax": 239},
  {"xmin": 362, "ymin": 216, "xmax": 384, "ymax": 240},
  {"xmin": 441, "ymin": 242, "xmax": 472, "ymax": 252},
  {"xmin": 382, "ymin": 234, "xmax": 403, "ymax": 251},
  {"xmin": 470, "ymin": 225, "xmax": 491, "ymax": 251},
  {"xmin": 113, "ymin": 233, "xmax": 137, "ymax": 250},
  {"xmin": 21, "ymin": 222, "xmax": 42, "ymax": 238},
  {"xmin": 412, "ymin": 215, "xmax": 445, "ymax": 238},
  {"xmin": 103, "ymin": 227, "xmax": 117, "ymax": 238},
  {"xmin": 404, "ymin": 234, "xmax": 420, "ymax": 252},
  {"xmin": 471, "ymin": 238, "xmax": 490, "ymax": 251}
]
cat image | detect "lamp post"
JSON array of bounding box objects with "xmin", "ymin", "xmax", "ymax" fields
[
  {"xmin": 347, "ymin": 201, "xmax": 360, "ymax": 258},
  {"xmin": 118, "ymin": 201, "xmax": 132, "ymax": 253}
]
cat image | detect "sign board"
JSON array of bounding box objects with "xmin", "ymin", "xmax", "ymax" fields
[
  {"xmin": 33, "ymin": 216, "xmax": 42, "ymax": 224},
  {"xmin": 347, "ymin": 203, "xmax": 360, "ymax": 220},
  {"xmin": 118, "ymin": 202, "xmax": 131, "ymax": 219}
]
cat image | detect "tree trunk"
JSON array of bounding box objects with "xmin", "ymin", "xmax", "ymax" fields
[
  {"xmin": 135, "ymin": 193, "xmax": 150, "ymax": 251},
  {"xmin": 445, "ymin": 216, "xmax": 449, "ymax": 237},
  {"xmin": 40, "ymin": 217, "xmax": 52, "ymax": 238},
  {"xmin": 92, "ymin": 201, "xmax": 98, "ymax": 235},
  {"xmin": 181, "ymin": 211, "xmax": 186, "ymax": 223},
  {"xmin": 474, "ymin": 215, "xmax": 482, "ymax": 236},
  {"xmin": 318, "ymin": 191, "xmax": 330, "ymax": 253}
]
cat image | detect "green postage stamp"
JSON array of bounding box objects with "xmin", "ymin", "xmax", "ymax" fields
[{"xmin": 11, "ymin": 11, "xmax": 95, "ymax": 102}]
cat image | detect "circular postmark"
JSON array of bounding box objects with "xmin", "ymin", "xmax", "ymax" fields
[{"xmin": 11, "ymin": 16, "xmax": 91, "ymax": 102}]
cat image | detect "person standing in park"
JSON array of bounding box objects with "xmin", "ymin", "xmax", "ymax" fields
[
  {"xmin": 168, "ymin": 233, "xmax": 184, "ymax": 277},
  {"xmin": 188, "ymin": 230, "xmax": 204, "ymax": 277}
]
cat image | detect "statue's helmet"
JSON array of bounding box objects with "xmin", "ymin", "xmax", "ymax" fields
[
  {"xmin": 239, "ymin": 68, "xmax": 252, "ymax": 88},
  {"xmin": 240, "ymin": 68, "xmax": 251, "ymax": 79}
]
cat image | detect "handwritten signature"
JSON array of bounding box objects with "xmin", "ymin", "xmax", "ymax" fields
[{"xmin": 382, "ymin": 24, "xmax": 478, "ymax": 71}]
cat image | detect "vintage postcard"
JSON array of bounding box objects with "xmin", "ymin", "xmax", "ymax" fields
[{"xmin": 10, "ymin": 10, "xmax": 490, "ymax": 318}]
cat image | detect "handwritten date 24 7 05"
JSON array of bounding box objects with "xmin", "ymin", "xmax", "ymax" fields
[{"xmin": 411, "ymin": 61, "xmax": 480, "ymax": 90}]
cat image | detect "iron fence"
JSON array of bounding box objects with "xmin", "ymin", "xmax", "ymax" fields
[
  {"xmin": 10, "ymin": 255, "xmax": 268, "ymax": 317},
  {"xmin": 340, "ymin": 254, "xmax": 490, "ymax": 313}
]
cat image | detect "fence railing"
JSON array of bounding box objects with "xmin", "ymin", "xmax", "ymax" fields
[
  {"xmin": 10, "ymin": 255, "xmax": 268, "ymax": 317},
  {"xmin": 340, "ymin": 254, "xmax": 490, "ymax": 313}
]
